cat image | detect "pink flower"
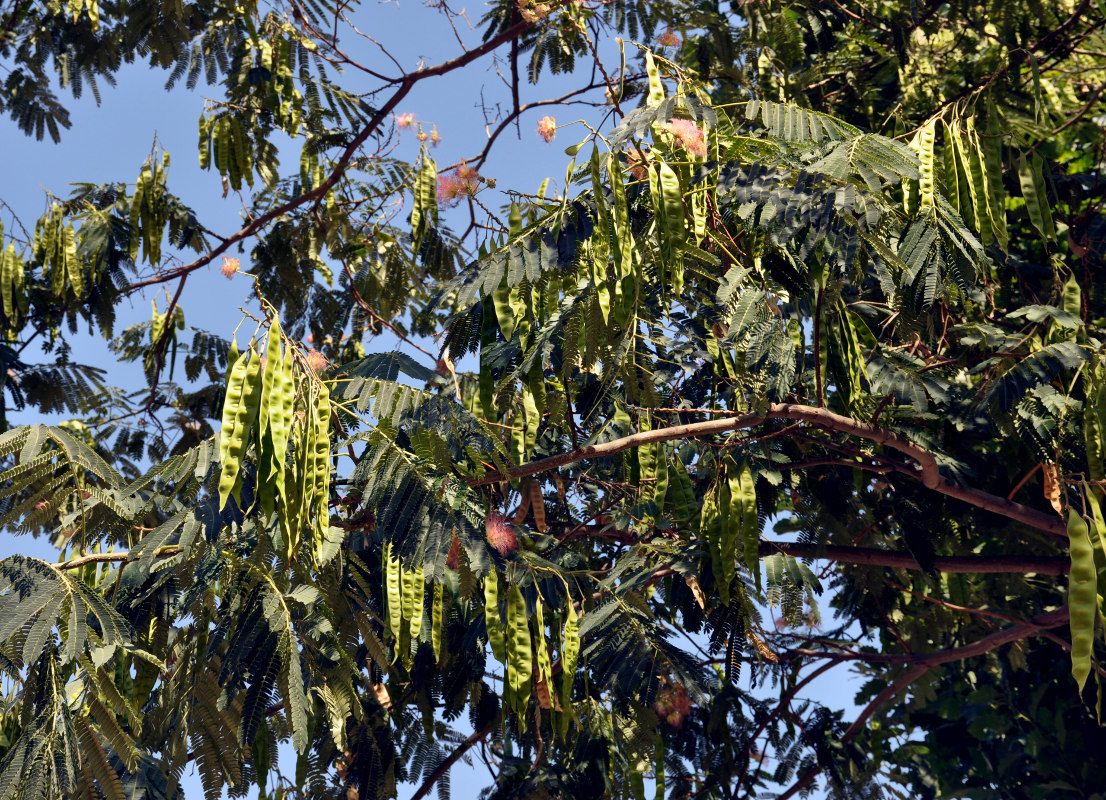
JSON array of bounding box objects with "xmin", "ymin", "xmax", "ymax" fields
[
  {"xmin": 537, "ymin": 115, "xmax": 557, "ymax": 143},
  {"xmin": 667, "ymin": 117, "xmax": 707, "ymax": 158},
  {"xmin": 220, "ymin": 256, "xmax": 239, "ymax": 279},
  {"xmin": 429, "ymin": 128, "xmax": 442, "ymax": 147},
  {"xmin": 656, "ymin": 28, "xmax": 681, "ymax": 47},
  {"xmin": 305, "ymin": 350, "xmax": 328, "ymax": 372},
  {"xmin": 395, "ymin": 112, "xmax": 415, "ymax": 129},
  {"xmin": 437, "ymin": 162, "xmax": 481, "ymax": 207},
  {"xmin": 486, "ymin": 512, "xmax": 518, "ymax": 556}
]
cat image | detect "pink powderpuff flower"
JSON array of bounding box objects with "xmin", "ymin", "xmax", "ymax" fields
[
  {"xmin": 305, "ymin": 349, "xmax": 329, "ymax": 372},
  {"xmin": 667, "ymin": 117, "xmax": 707, "ymax": 158},
  {"xmin": 656, "ymin": 27, "xmax": 681, "ymax": 47},
  {"xmin": 429, "ymin": 128, "xmax": 442, "ymax": 147},
  {"xmin": 437, "ymin": 162, "xmax": 481, "ymax": 207},
  {"xmin": 486, "ymin": 512, "xmax": 518, "ymax": 556},
  {"xmin": 537, "ymin": 115, "xmax": 557, "ymax": 143},
  {"xmin": 220, "ymin": 256, "xmax": 240, "ymax": 278},
  {"xmin": 395, "ymin": 112, "xmax": 415, "ymax": 129}
]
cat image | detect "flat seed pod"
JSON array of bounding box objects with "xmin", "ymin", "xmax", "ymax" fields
[
  {"xmin": 484, "ymin": 573, "xmax": 506, "ymax": 664},
  {"xmin": 1068, "ymin": 508, "xmax": 1096, "ymax": 691},
  {"xmin": 218, "ymin": 348, "xmax": 263, "ymax": 510},
  {"xmin": 505, "ymin": 583, "xmax": 532, "ymax": 712},
  {"xmin": 432, "ymin": 582, "xmax": 444, "ymax": 663},
  {"xmin": 385, "ymin": 542, "xmax": 402, "ymax": 644}
]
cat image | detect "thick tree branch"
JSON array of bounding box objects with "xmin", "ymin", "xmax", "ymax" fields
[{"xmin": 469, "ymin": 403, "xmax": 1069, "ymax": 543}]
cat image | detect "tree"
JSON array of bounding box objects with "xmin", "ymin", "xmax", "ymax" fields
[{"xmin": 1, "ymin": 0, "xmax": 1105, "ymax": 798}]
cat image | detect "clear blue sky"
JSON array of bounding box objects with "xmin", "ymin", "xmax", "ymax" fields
[{"xmin": 0, "ymin": 3, "xmax": 861, "ymax": 797}]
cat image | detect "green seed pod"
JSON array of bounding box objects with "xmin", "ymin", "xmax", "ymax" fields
[
  {"xmin": 1068, "ymin": 509, "xmax": 1097, "ymax": 691},
  {"xmin": 484, "ymin": 573, "xmax": 506, "ymax": 664},
  {"xmin": 506, "ymin": 584, "xmax": 532, "ymax": 712}
]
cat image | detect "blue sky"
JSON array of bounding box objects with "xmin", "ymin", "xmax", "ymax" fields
[{"xmin": 0, "ymin": 3, "xmax": 862, "ymax": 797}]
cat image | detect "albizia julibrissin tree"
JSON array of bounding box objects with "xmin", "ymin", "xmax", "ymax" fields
[{"xmin": 1, "ymin": 0, "xmax": 1106, "ymax": 797}]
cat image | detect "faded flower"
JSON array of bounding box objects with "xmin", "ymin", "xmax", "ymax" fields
[
  {"xmin": 625, "ymin": 146, "xmax": 650, "ymax": 180},
  {"xmin": 653, "ymin": 682, "xmax": 691, "ymax": 727},
  {"xmin": 537, "ymin": 115, "xmax": 557, "ymax": 143},
  {"xmin": 656, "ymin": 27, "xmax": 681, "ymax": 47},
  {"xmin": 518, "ymin": 0, "xmax": 552, "ymax": 23},
  {"xmin": 220, "ymin": 256, "xmax": 240, "ymax": 278}
]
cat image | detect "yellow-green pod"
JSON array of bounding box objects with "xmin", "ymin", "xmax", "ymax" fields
[
  {"xmin": 63, "ymin": 223, "xmax": 81, "ymax": 297},
  {"xmin": 506, "ymin": 584, "xmax": 532, "ymax": 711},
  {"xmin": 651, "ymin": 445, "xmax": 669, "ymax": 522},
  {"xmin": 432, "ymin": 582, "xmax": 444, "ymax": 663},
  {"xmin": 1068, "ymin": 508, "xmax": 1097, "ymax": 691},
  {"xmin": 256, "ymin": 322, "xmax": 283, "ymax": 516},
  {"xmin": 1, "ymin": 244, "xmax": 14, "ymax": 322},
  {"xmin": 534, "ymin": 598, "xmax": 553, "ymax": 692},
  {"xmin": 311, "ymin": 380, "xmax": 332, "ymax": 545},
  {"xmin": 218, "ymin": 348, "xmax": 262, "ymax": 510},
  {"xmin": 408, "ymin": 563, "xmax": 425, "ymax": 642},
  {"xmin": 739, "ymin": 465, "xmax": 760, "ymax": 592},
  {"xmin": 385, "ymin": 541, "xmax": 403, "ymax": 644},
  {"xmin": 645, "ymin": 51, "xmax": 664, "ymax": 108},
  {"xmin": 484, "ymin": 573, "xmax": 506, "ymax": 664},
  {"xmin": 918, "ymin": 120, "xmax": 936, "ymax": 209},
  {"xmin": 560, "ymin": 599, "xmax": 579, "ymax": 720},
  {"xmin": 274, "ymin": 349, "xmax": 296, "ymax": 516},
  {"xmin": 198, "ymin": 115, "xmax": 212, "ymax": 170}
]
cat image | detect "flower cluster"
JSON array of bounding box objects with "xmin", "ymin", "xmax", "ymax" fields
[
  {"xmin": 625, "ymin": 146, "xmax": 650, "ymax": 180},
  {"xmin": 416, "ymin": 125, "xmax": 442, "ymax": 146},
  {"xmin": 305, "ymin": 350, "xmax": 329, "ymax": 372},
  {"xmin": 653, "ymin": 682, "xmax": 691, "ymax": 727},
  {"xmin": 485, "ymin": 512, "xmax": 518, "ymax": 556},
  {"xmin": 220, "ymin": 256, "xmax": 240, "ymax": 279},
  {"xmin": 395, "ymin": 112, "xmax": 415, "ymax": 129},
  {"xmin": 656, "ymin": 27, "xmax": 681, "ymax": 47},
  {"xmin": 537, "ymin": 115, "xmax": 557, "ymax": 143},
  {"xmin": 437, "ymin": 162, "xmax": 480, "ymax": 206},
  {"xmin": 667, "ymin": 117, "xmax": 707, "ymax": 158},
  {"xmin": 518, "ymin": 0, "xmax": 552, "ymax": 23}
]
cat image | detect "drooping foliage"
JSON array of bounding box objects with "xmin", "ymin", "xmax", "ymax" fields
[{"xmin": 2, "ymin": 0, "xmax": 1106, "ymax": 798}]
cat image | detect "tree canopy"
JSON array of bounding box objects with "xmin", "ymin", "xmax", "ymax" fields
[{"xmin": 2, "ymin": 0, "xmax": 1106, "ymax": 797}]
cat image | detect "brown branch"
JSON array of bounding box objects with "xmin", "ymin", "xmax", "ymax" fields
[
  {"xmin": 760, "ymin": 542, "xmax": 1070, "ymax": 575},
  {"xmin": 776, "ymin": 607, "xmax": 1070, "ymax": 799},
  {"xmin": 468, "ymin": 403, "xmax": 1069, "ymax": 542},
  {"xmin": 56, "ymin": 546, "xmax": 182, "ymax": 570},
  {"xmin": 409, "ymin": 722, "xmax": 495, "ymax": 800}
]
